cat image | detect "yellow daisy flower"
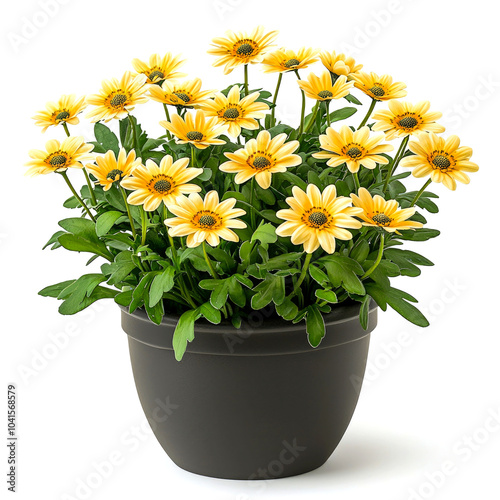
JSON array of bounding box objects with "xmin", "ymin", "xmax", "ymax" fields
[
  {"xmin": 350, "ymin": 188, "xmax": 423, "ymax": 232},
  {"xmin": 276, "ymin": 184, "xmax": 363, "ymax": 254},
  {"xmin": 32, "ymin": 94, "xmax": 87, "ymax": 133},
  {"xmin": 160, "ymin": 110, "xmax": 228, "ymax": 150},
  {"xmin": 261, "ymin": 47, "xmax": 319, "ymax": 73},
  {"xmin": 149, "ymin": 78, "xmax": 215, "ymax": 108},
  {"xmin": 320, "ymin": 51, "xmax": 363, "ymax": 78},
  {"xmin": 351, "ymin": 72, "xmax": 407, "ymax": 101},
  {"xmin": 297, "ymin": 72, "xmax": 354, "ymax": 101},
  {"xmin": 165, "ymin": 191, "xmax": 247, "ymax": 248},
  {"xmin": 201, "ymin": 85, "xmax": 269, "ymax": 138},
  {"xmin": 312, "ymin": 125, "xmax": 394, "ymax": 173},
  {"xmin": 26, "ymin": 136, "xmax": 94, "ymax": 177},
  {"xmin": 85, "ymin": 148, "xmax": 141, "ymax": 191},
  {"xmin": 208, "ymin": 26, "xmax": 278, "ymax": 75},
  {"xmin": 220, "ymin": 130, "xmax": 301, "ymax": 189},
  {"xmin": 400, "ymin": 132, "xmax": 479, "ymax": 191},
  {"xmin": 372, "ymin": 101, "xmax": 445, "ymax": 140},
  {"xmin": 131, "ymin": 52, "xmax": 186, "ymax": 84},
  {"xmin": 86, "ymin": 72, "xmax": 149, "ymax": 122},
  {"xmin": 120, "ymin": 155, "xmax": 203, "ymax": 211}
]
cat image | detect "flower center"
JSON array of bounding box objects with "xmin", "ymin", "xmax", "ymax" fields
[
  {"xmin": 173, "ymin": 92, "xmax": 190, "ymax": 103},
  {"xmin": 252, "ymin": 156, "xmax": 272, "ymax": 170},
  {"xmin": 398, "ymin": 116, "xmax": 418, "ymax": 129},
  {"xmin": 236, "ymin": 42, "xmax": 255, "ymax": 56},
  {"xmin": 153, "ymin": 179, "xmax": 172, "ymax": 193},
  {"xmin": 284, "ymin": 58, "xmax": 300, "ymax": 68},
  {"xmin": 149, "ymin": 70, "xmax": 165, "ymax": 81},
  {"xmin": 110, "ymin": 93, "xmax": 128, "ymax": 108},
  {"xmin": 318, "ymin": 90, "xmax": 333, "ymax": 99},
  {"xmin": 198, "ymin": 214, "xmax": 217, "ymax": 227},
  {"xmin": 369, "ymin": 85, "xmax": 385, "ymax": 97},
  {"xmin": 372, "ymin": 213, "xmax": 392, "ymax": 225},
  {"xmin": 308, "ymin": 211, "xmax": 328, "ymax": 227},
  {"xmin": 223, "ymin": 107, "xmax": 240, "ymax": 119},
  {"xmin": 346, "ymin": 146, "xmax": 363, "ymax": 159},
  {"xmin": 55, "ymin": 110, "xmax": 70, "ymax": 122},
  {"xmin": 106, "ymin": 169, "xmax": 123, "ymax": 181},
  {"xmin": 49, "ymin": 154, "xmax": 67, "ymax": 167},
  {"xmin": 186, "ymin": 131, "xmax": 204, "ymax": 141},
  {"xmin": 432, "ymin": 155, "xmax": 451, "ymax": 170}
]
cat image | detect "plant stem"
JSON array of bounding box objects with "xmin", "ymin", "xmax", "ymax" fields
[
  {"xmin": 382, "ymin": 135, "xmax": 409, "ymax": 194},
  {"xmin": 270, "ymin": 72, "xmax": 283, "ymax": 127},
  {"xmin": 249, "ymin": 176, "xmax": 257, "ymax": 230},
  {"xmin": 127, "ymin": 113, "xmax": 141, "ymax": 153},
  {"xmin": 294, "ymin": 70, "xmax": 306, "ymax": 137},
  {"xmin": 243, "ymin": 64, "xmax": 249, "ymax": 97},
  {"xmin": 304, "ymin": 101, "xmax": 320, "ymax": 133},
  {"xmin": 410, "ymin": 178, "xmax": 432, "ymax": 207},
  {"xmin": 203, "ymin": 241, "xmax": 220, "ymax": 279},
  {"xmin": 59, "ymin": 171, "xmax": 96, "ymax": 222},
  {"xmin": 325, "ymin": 100, "xmax": 331, "ymax": 129},
  {"xmin": 62, "ymin": 122, "xmax": 71, "ymax": 137},
  {"xmin": 362, "ymin": 233, "xmax": 385, "ymax": 279},
  {"xmin": 162, "ymin": 104, "xmax": 172, "ymax": 140},
  {"xmin": 358, "ymin": 98, "xmax": 377, "ymax": 129},
  {"xmin": 82, "ymin": 168, "xmax": 97, "ymax": 206},
  {"xmin": 119, "ymin": 186, "xmax": 137, "ymax": 238},
  {"xmin": 190, "ymin": 144, "xmax": 197, "ymax": 167},
  {"xmin": 353, "ymin": 171, "xmax": 361, "ymax": 191},
  {"xmin": 293, "ymin": 253, "xmax": 312, "ymax": 294},
  {"xmin": 140, "ymin": 207, "xmax": 147, "ymax": 245}
]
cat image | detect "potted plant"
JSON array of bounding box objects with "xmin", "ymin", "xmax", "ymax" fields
[{"xmin": 28, "ymin": 26, "xmax": 478, "ymax": 480}]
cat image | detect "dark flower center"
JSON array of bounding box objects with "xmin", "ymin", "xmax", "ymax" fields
[
  {"xmin": 49, "ymin": 154, "xmax": 67, "ymax": 167},
  {"xmin": 149, "ymin": 70, "xmax": 165, "ymax": 81},
  {"xmin": 369, "ymin": 86, "xmax": 385, "ymax": 97},
  {"xmin": 106, "ymin": 169, "xmax": 123, "ymax": 181},
  {"xmin": 173, "ymin": 92, "xmax": 190, "ymax": 103},
  {"xmin": 236, "ymin": 43, "xmax": 254, "ymax": 56},
  {"xmin": 252, "ymin": 156, "xmax": 271, "ymax": 169},
  {"xmin": 186, "ymin": 131, "xmax": 203, "ymax": 141},
  {"xmin": 223, "ymin": 107, "xmax": 240, "ymax": 119},
  {"xmin": 110, "ymin": 93, "xmax": 128, "ymax": 108},
  {"xmin": 346, "ymin": 147, "xmax": 363, "ymax": 159},
  {"xmin": 154, "ymin": 179, "xmax": 172, "ymax": 193},
  {"xmin": 284, "ymin": 58, "xmax": 300, "ymax": 68},
  {"xmin": 372, "ymin": 213, "xmax": 391, "ymax": 225},
  {"xmin": 198, "ymin": 214, "xmax": 217, "ymax": 227},
  {"xmin": 398, "ymin": 116, "xmax": 418, "ymax": 129},
  {"xmin": 55, "ymin": 111, "xmax": 70, "ymax": 121},
  {"xmin": 432, "ymin": 155, "xmax": 451, "ymax": 169},
  {"xmin": 308, "ymin": 211, "xmax": 328, "ymax": 227},
  {"xmin": 318, "ymin": 90, "xmax": 333, "ymax": 99}
]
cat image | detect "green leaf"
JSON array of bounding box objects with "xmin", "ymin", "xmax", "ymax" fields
[
  {"xmin": 251, "ymin": 223, "xmax": 277, "ymax": 245},
  {"xmin": 149, "ymin": 266, "xmax": 175, "ymax": 307},
  {"xmin": 39, "ymin": 280, "xmax": 75, "ymax": 298},
  {"xmin": 144, "ymin": 294, "xmax": 164, "ymax": 325},
  {"xmin": 309, "ymin": 264, "xmax": 329, "ymax": 287},
  {"xmin": 114, "ymin": 289, "xmax": 133, "ymax": 307},
  {"xmin": 397, "ymin": 228, "xmax": 440, "ymax": 241},
  {"xmin": 306, "ymin": 304, "xmax": 326, "ymax": 347},
  {"xmin": 211, "ymin": 280, "xmax": 230, "ymax": 310},
  {"xmin": 58, "ymin": 233, "xmax": 113, "ymax": 261},
  {"xmin": 384, "ymin": 248, "xmax": 434, "ymax": 277},
  {"xmin": 228, "ymin": 278, "xmax": 246, "ymax": 307},
  {"xmin": 200, "ymin": 302, "xmax": 222, "ymax": 324},
  {"xmin": 43, "ymin": 230, "xmax": 66, "ymax": 250},
  {"xmin": 57, "ymin": 274, "xmax": 106, "ymax": 300},
  {"xmin": 320, "ymin": 254, "xmax": 365, "ymax": 295},
  {"xmin": 96, "ymin": 211, "xmax": 123, "ymax": 237},
  {"xmin": 94, "ymin": 122, "xmax": 119, "ymax": 155},
  {"xmin": 350, "ymin": 240, "xmax": 370, "ymax": 263},
  {"xmin": 359, "ymin": 295, "xmax": 371, "ymax": 330},
  {"xmin": 251, "ymin": 274, "xmax": 285, "ymax": 309},
  {"xmin": 315, "ymin": 289, "xmax": 338, "ymax": 303},
  {"xmin": 142, "ymin": 138, "xmax": 166, "ymax": 152},
  {"xmin": 59, "ymin": 286, "xmax": 117, "ymax": 315},
  {"xmin": 173, "ymin": 309, "xmax": 201, "ymax": 361},
  {"xmin": 276, "ymin": 298, "xmax": 299, "ymax": 321},
  {"xmin": 328, "ymin": 106, "xmax": 358, "ymax": 123},
  {"xmin": 129, "ymin": 272, "xmax": 156, "ymax": 313}
]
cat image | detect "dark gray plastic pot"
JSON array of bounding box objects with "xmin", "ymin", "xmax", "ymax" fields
[{"xmin": 121, "ymin": 300, "xmax": 377, "ymax": 480}]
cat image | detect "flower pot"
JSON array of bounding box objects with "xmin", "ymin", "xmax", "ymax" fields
[{"xmin": 120, "ymin": 300, "xmax": 377, "ymax": 480}]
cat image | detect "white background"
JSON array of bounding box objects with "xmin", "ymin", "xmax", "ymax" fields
[{"xmin": 1, "ymin": 0, "xmax": 500, "ymax": 499}]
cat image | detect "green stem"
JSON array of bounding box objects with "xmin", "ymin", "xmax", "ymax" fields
[
  {"xmin": 62, "ymin": 122, "xmax": 71, "ymax": 137},
  {"xmin": 293, "ymin": 253, "xmax": 312, "ymax": 294},
  {"xmin": 353, "ymin": 171, "xmax": 361, "ymax": 191},
  {"xmin": 140, "ymin": 207, "xmax": 147, "ymax": 246},
  {"xmin": 190, "ymin": 144, "xmax": 197, "ymax": 167},
  {"xmin": 382, "ymin": 135, "xmax": 409, "ymax": 194},
  {"xmin": 294, "ymin": 70, "xmax": 306, "ymax": 137},
  {"xmin": 127, "ymin": 114, "xmax": 141, "ymax": 153},
  {"xmin": 270, "ymin": 72, "xmax": 283, "ymax": 127},
  {"xmin": 410, "ymin": 178, "xmax": 432, "ymax": 207},
  {"xmin": 304, "ymin": 101, "xmax": 320, "ymax": 133},
  {"xmin": 243, "ymin": 64, "xmax": 249, "ymax": 97},
  {"xmin": 325, "ymin": 100, "xmax": 331, "ymax": 129},
  {"xmin": 358, "ymin": 98, "xmax": 377, "ymax": 129},
  {"xmin": 82, "ymin": 168, "xmax": 97, "ymax": 206},
  {"xmin": 59, "ymin": 171, "xmax": 96, "ymax": 222},
  {"xmin": 120, "ymin": 186, "xmax": 137, "ymax": 238},
  {"xmin": 362, "ymin": 233, "xmax": 385, "ymax": 279},
  {"xmin": 249, "ymin": 176, "xmax": 257, "ymax": 230},
  {"xmin": 203, "ymin": 241, "xmax": 220, "ymax": 280},
  {"xmin": 162, "ymin": 104, "xmax": 172, "ymax": 140}
]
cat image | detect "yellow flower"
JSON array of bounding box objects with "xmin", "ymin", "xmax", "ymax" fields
[
  {"xmin": 261, "ymin": 47, "xmax": 319, "ymax": 73},
  {"xmin": 131, "ymin": 52, "xmax": 186, "ymax": 84},
  {"xmin": 297, "ymin": 72, "xmax": 354, "ymax": 101},
  {"xmin": 276, "ymin": 184, "xmax": 362, "ymax": 254},
  {"xmin": 85, "ymin": 148, "xmax": 141, "ymax": 191},
  {"xmin": 350, "ymin": 188, "xmax": 423, "ymax": 232},
  {"xmin": 165, "ymin": 191, "xmax": 247, "ymax": 248},
  {"xmin": 220, "ymin": 130, "xmax": 301, "ymax": 189},
  {"xmin": 351, "ymin": 72, "xmax": 407, "ymax": 101},
  {"xmin": 372, "ymin": 101, "xmax": 445, "ymax": 140},
  {"xmin": 26, "ymin": 137, "xmax": 94, "ymax": 177},
  {"xmin": 160, "ymin": 110, "xmax": 227, "ymax": 150},
  {"xmin": 201, "ymin": 85, "xmax": 269, "ymax": 137},
  {"xmin": 120, "ymin": 155, "xmax": 203, "ymax": 211},
  {"xmin": 400, "ymin": 132, "xmax": 479, "ymax": 190},
  {"xmin": 86, "ymin": 72, "xmax": 149, "ymax": 122},
  {"xmin": 312, "ymin": 125, "xmax": 394, "ymax": 173},
  {"xmin": 320, "ymin": 51, "xmax": 363, "ymax": 77},
  {"xmin": 149, "ymin": 78, "xmax": 215, "ymax": 108},
  {"xmin": 32, "ymin": 94, "xmax": 87, "ymax": 133},
  {"xmin": 208, "ymin": 26, "xmax": 278, "ymax": 75}
]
